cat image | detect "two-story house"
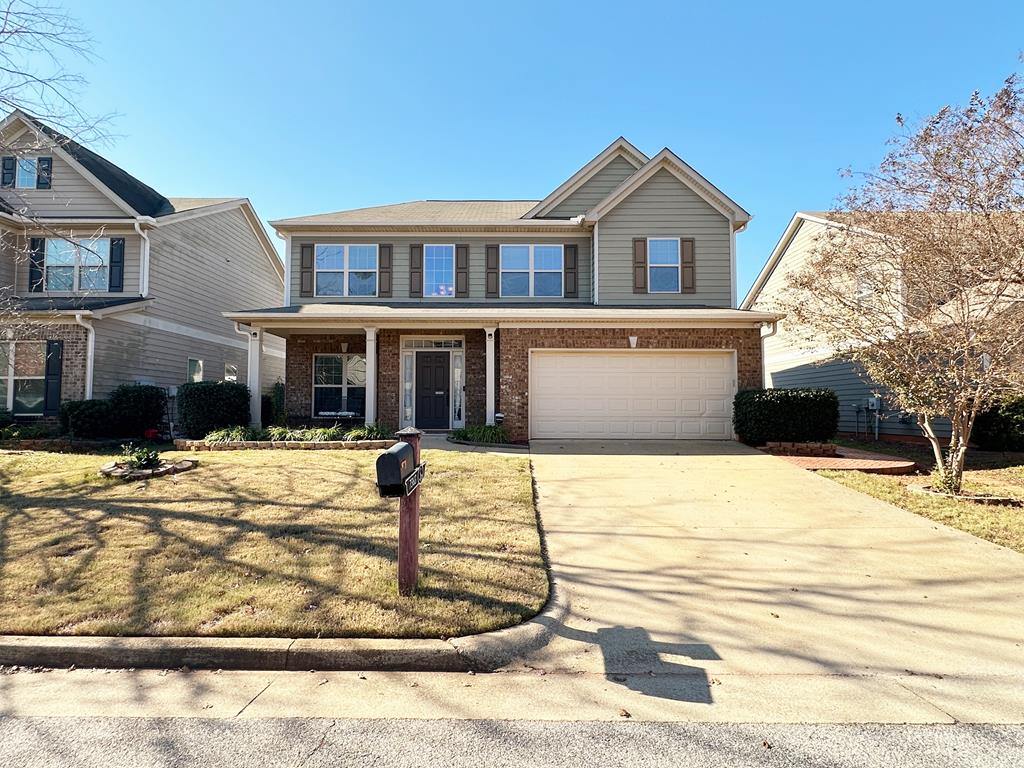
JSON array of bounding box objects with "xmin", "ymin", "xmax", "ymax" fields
[
  {"xmin": 0, "ymin": 110, "xmax": 285, "ymax": 423},
  {"xmin": 226, "ymin": 138, "xmax": 779, "ymax": 442}
]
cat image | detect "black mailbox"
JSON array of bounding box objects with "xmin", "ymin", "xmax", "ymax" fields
[{"xmin": 376, "ymin": 441, "xmax": 426, "ymax": 497}]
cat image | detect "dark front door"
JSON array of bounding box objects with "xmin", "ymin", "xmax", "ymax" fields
[{"xmin": 415, "ymin": 351, "xmax": 450, "ymax": 429}]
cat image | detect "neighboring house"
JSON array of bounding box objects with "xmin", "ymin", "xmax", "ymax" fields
[
  {"xmin": 742, "ymin": 211, "xmax": 946, "ymax": 440},
  {"xmin": 227, "ymin": 138, "xmax": 779, "ymax": 442},
  {"xmin": 0, "ymin": 110, "xmax": 285, "ymax": 424}
]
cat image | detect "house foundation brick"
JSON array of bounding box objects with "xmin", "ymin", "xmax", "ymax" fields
[{"xmin": 497, "ymin": 326, "xmax": 763, "ymax": 442}]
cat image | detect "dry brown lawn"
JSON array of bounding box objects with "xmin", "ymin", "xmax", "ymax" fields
[{"xmin": 0, "ymin": 447, "xmax": 547, "ymax": 638}]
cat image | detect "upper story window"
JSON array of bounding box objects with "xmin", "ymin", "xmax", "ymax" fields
[
  {"xmin": 315, "ymin": 244, "xmax": 378, "ymax": 297},
  {"xmin": 423, "ymin": 244, "xmax": 455, "ymax": 297},
  {"xmin": 1, "ymin": 155, "xmax": 52, "ymax": 189},
  {"xmin": 500, "ymin": 244, "xmax": 564, "ymax": 297},
  {"xmin": 16, "ymin": 158, "xmax": 37, "ymax": 188},
  {"xmin": 44, "ymin": 237, "xmax": 110, "ymax": 292},
  {"xmin": 0, "ymin": 341, "xmax": 46, "ymax": 416},
  {"xmin": 647, "ymin": 238, "xmax": 681, "ymax": 293}
]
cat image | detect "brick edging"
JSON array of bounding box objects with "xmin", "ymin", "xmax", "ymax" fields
[{"xmin": 173, "ymin": 439, "xmax": 397, "ymax": 452}]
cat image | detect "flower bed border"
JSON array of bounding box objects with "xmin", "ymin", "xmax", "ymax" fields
[
  {"xmin": 100, "ymin": 458, "xmax": 198, "ymax": 480},
  {"xmin": 173, "ymin": 438, "xmax": 396, "ymax": 452}
]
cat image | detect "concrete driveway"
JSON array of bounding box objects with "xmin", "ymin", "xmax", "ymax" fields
[{"xmin": 518, "ymin": 439, "xmax": 1024, "ymax": 721}]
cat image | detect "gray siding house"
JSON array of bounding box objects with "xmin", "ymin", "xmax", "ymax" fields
[
  {"xmin": 228, "ymin": 138, "xmax": 779, "ymax": 442},
  {"xmin": 0, "ymin": 110, "xmax": 285, "ymax": 424}
]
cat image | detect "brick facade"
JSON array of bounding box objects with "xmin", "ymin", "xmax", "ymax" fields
[
  {"xmin": 284, "ymin": 334, "xmax": 366, "ymax": 424},
  {"xmin": 4, "ymin": 323, "xmax": 88, "ymax": 421},
  {"xmin": 497, "ymin": 326, "xmax": 763, "ymax": 442}
]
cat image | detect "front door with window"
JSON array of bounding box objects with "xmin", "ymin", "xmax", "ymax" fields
[{"xmin": 415, "ymin": 352, "xmax": 450, "ymax": 429}]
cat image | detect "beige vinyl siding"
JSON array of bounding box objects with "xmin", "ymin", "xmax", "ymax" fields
[
  {"xmin": 598, "ymin": 169, "xmax": 732, "ymax": 306},
  {"xmin": 0, "ymin": 231, "xmax": 15, "ymax": 291},
  {"xmin": 546, "ymin": 155, "xmax": 639, "ymax": 218},
  {"xmin": 147, "ymin": 206, "xmax": 284, "ymax": 336},
  {"xmin": 0, "ymin": 133, "xmax": 128, "ymax": 217},
  {"xmin": 289, "ymin": 235, "xmax": 592, "ymax": 304},
  {"xmin": 12, "ymin": 230, "xmax": 141, "ymax": 296}
]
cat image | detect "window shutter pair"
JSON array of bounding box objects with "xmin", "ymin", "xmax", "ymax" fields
[
  {"xmin": 109, "ymin": 237, "xmax": 125, "ymax": 292},
  {"xmin": 631, "ymin": 237, "xmax": 696, "ymax": 294},
  {"xmin": 408, "ymin": 244, "xmax": 469, "ymax": 297},
  {"xmin": 43, "ymin": 340, "xmax": 63, "ymax": 417}
]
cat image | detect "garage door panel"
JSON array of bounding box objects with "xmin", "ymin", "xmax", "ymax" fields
[{"xmin": 531, "ymin": 351, "xmax": 737, "ymax": 440}]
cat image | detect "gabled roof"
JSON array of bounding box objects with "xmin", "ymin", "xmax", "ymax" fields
[
  {"xmin": 272, "ymin": 200, "xmax": 541, "ymax": 227},
  {"xmin": 522, "ymin": 137, "xmax": 648, "ymax": 219},
  {"xmin": 586, "ymin": 148, "xmax": 751, "ymax": 229},
  {"xmin": 740, "ymin": 211, "xmax": 834, "ymax": 309}
]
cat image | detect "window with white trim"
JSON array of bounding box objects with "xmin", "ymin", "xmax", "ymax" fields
[
  {"xmin": 187, "ymin": 358, "xmax": 204, "ymax": 383},
  {"xmin": 647, "ymin": 237, "xmax": 681, "ymax": 293},
  {"xmin": 313, "ymin": 354, "xmax": 367, "ymax": 418},
  {"xmin": 44, "ymin": 237, "xmax": 111, "ymax": 292},
  {"xmin": 223, "ymin": 363, "xmax": 238, "ymax": 382},
  {"xmin": 423, "ymin": 244, "xmax": 455, "ymax": 297},
  {"xmin": 500, "ymin": 244, "xmax": 563, "ymax": 297},
  {"xmin": 0, "ymin": 341, "xmax": 46, "ymax": 416},
  {"xmin": 15, "ymin": 157, "xmax": 38, "ymax": 189},
  {"xmin": 314, "ymin": 244, "xmax": 378, "ymax": 297}
]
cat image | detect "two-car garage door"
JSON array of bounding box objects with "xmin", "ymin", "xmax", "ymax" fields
[{"xmin": 529, "ymin": 351, "xmax": 737, "ymax": 439}]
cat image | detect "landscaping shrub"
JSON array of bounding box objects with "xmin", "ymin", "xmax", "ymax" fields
[
  {"xmin": 0, "ymin": 423, "xmax": 54, "ymax": 440},
  {"xmin": 119, "ymin": 442, "xmax": 161, "ymax": 470},
  {"xmin": 261, "ymin": 381, "xmax": 286, "ymax": 426},
  {"xmin": 60, "ymin": 399, "xmax": 116, "ymax": 439},
  {"xmin": 449, "ymin": 425, "xmax": 511, "ymax": 444},
  {"xmin": 177, "ymin": 381, "xmax": 251, "ymax": 438},
  {"xmin": 109, "ymin": 384, "xmax": 166, "ymax": 437},
  {"xmin": 0, "ymin": 407, "xmax": 13, "ymax": 430},
  {"xmin": 344, "ymin": 423, "xmax": 394, "ymax": 441},
  {"xmin": 204, "ymin": 425, "xmax": 266, "ymax": 444},
  {"xmin": 973, "ymin": 397, "xmax": 1024, "ymax": 452},
  {"xmin": 732, "ymin": 388, "xmax": 839, "ymax": 446}
]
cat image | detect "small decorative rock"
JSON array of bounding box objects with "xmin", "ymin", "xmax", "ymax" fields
[{"xmin": 99, "ymin": 459, "xmax": 198, "ymax": 481}]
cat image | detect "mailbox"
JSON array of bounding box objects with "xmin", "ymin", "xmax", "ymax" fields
[{"xmin": 376, "ymin": 441, "xmax": 427, "ymax": 497}]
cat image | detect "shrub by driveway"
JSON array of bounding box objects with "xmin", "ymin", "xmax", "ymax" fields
[{"xmin": 0, "ymin": 448, "xmax": 547, "ymax": 639}]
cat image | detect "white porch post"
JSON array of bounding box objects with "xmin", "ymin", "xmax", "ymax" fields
[
  {"xmin": 246, "ymin": 327, "xmax": 263, "ymax": 427},
  {"xmin": 364, "ymin": 326, "xmax": 377, "ymax": 425},
  {"xmin": 485, "ymin": 326, "xmax": 496, "ymax": 425}
]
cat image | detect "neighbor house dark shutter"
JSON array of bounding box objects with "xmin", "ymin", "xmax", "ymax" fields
[
  {"xmin": 681, "ymin": 238, "xmax": 696, "ymax": 293},
  {"xmin": 299, "ymin": 244, "xmax": 314, "ymax": 297},
  {"xmin": 36, "ymin": 157, "xmax": 52, "ymax": 190},
  {"xmin": 28, "ymin": 237, "xmax": 45, "ymax": 292},
  {"xmin": 455, "ymin": 244, "xmax": 469, "ymax": 298},
  {"xmin": 632, "ymin": 238, "xmax": 647, "ymax": 293},
  {"xmin": 485, "ymin": 244, "xmax": 499, "ymax": 298},
  {"xmin": 108, "ymin": 237, "xmax": 125, "ymax": 292},
  {"xmin": 378, "ymin": 243, "xmax": 392, "ymax": 297},
  {"xmin": 409, "ymin": 244, "xmax": 423, "ymax": 298},
  {"xmin": 43, "ymin": 340, "xmax": 63, "ymax": 417},
  {"xmin": 1, "ymin": 157, "xmax": 14, "ymax": 188},
  {"xmin": 564, "ymin": 243, "xmax": 578, "ymax": 298}
]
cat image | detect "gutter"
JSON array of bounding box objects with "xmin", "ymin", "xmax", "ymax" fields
[{"xmin": 72, "ymin": 313, "xmax": 95, "ymax": 399}]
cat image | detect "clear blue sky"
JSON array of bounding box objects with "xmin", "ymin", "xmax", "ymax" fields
[{"xmin": 65, "ymin": 0, "xmax": 1022, "ymax": 299}]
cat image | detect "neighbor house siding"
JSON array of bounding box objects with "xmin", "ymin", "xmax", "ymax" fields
[
  {"xmin": 598, "ymin": 169, "xmax": 732, "ymax": 306},
  {"xmin": 10, "ymin": 230, "xmax": 142, "ymax": 297},
  {"xmin": 546, "ymin": 155, "xmax": 639, "ymax": 218},
  {"xmin": 289, "ymin": 235, "xmax": 592, "ymax": 304}
]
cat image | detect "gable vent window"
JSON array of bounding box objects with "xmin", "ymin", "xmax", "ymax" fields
[
  {"xmin": 44, "ymin": 237, "xmax": 111, "ymax": 292},
  {"xmin": 500, "ymin": 244, "xmax": 563, "ymax": 297},
  {"xmin": 647, "ymin": 238, "xmax": 681, "ymax": 293},
  {"xmin": 314, "ymin": 244, "xmax": 378, "ymax": 297}
]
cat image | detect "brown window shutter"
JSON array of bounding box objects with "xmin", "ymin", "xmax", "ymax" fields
[
  {"xmin": 378, "ymin": 244, "xmax": 393, "ymax": 297},
  {"xmin": 409, "ymin": 244, "xmax": 423, "ymax": 298},
  {"xmin": 485, "ymin": 244, "xmax": 499, "ymax": 298},
  {"xmin": 455, "ymin": 243, "xmax": 469, "ymax": 298},
  {"xmin": 299, "ymin": 244, "xmax": 314, "ymax": 297},
  {"xmin": 681, "ymin": 238, "xmax": 696, "ymax": 293},
  {"xmin": 564, "ymin": 243, "xmax": 578, "ymax": 298},
  {"xmin": 632, "ymin": 238, "xmax": 647, "ymax": 293}
]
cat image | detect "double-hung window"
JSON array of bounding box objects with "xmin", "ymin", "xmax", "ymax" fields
[
  {"xmin": 312, "ymin": 354, "xmax": 367, "ymax": 418},
  {"xmin": 314, "ymin": 244, "xmax": 378, "ymax": 297},
  {"xmin": 0, "ymin": 341, "xmax": 46, "ymax": 416},
  {"xmin": 647, "ymin": 238, "xmax": 681, "ymax": 293},
  {"xmin": 423, "ymin": 244, "xmax": 455, "ymax": 297},
  {"xmin": 16, "ymin": 157, "xmax": 38, "ymax": 189},
  {"xmin": 500, "ymin": 244, "xmax": 563, "ymax": 297},
  {"xmin": 44, "ymin": 237, "xmax": 111, "ymax": 292}
]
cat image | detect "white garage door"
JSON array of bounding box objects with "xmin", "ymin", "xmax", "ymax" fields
[{"xmin": 530, "ymin": 351, "xmax": 736, "ymax": 439}]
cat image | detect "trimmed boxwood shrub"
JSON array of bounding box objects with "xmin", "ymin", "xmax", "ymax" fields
[
  {"xmin": 60, "ymin": 399, "xmax": 116, "ymax": 439},
  {"xmin": 733, "ymin": 388, "xmax": 839, "ymax": 446},
  {"xmin": 973, "ymin": 397, "xmax": 1024, "ymax": 452},
  {"xmin": 177, "ymin": 381, "xmax": 251, "ymax": 438},
  {"xmin": 109, "ymin": 384, "xmax": 167, "ymax": 437}
]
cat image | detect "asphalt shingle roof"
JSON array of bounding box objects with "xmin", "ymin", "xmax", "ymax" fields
[{"xmin": 271, "ymin": 200, "xmax": 544, "ymax": 227}]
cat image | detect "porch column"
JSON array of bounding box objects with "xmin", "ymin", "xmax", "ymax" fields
[
  {"xmin": 364, "ymin": 326, "xmax": 377, "ymax": 424},
  {"xmin": 485, "ymin": 326, "xmax": 496, "ymax": 425},
  {"xmin": 246, "ymin": 326, "xmax": 263, "ymax": 427}
]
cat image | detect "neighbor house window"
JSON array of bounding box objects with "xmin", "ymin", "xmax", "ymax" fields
[
  {"xmin": 0, "ymin": 341, "xmax": 46, "ymax": 416},
  {"xmin": 15, "ymin": 157, "xmax": 38, "ymax": 188},
  {"xmin": 423, "ymin": 244, "xmax": 455, "ymax": 297},
  {"xmin": 312, "ymin": 353, "xmax": 367, "ymax": 418},
  {"xmin": 500, "ymin": 244, "xmax": 563, "ymax": 297},
  {"xmin": 314, "ymin": 244, "xmax": 378, "ymax": 297},
  {"xmin": 223, "ymin": 363, "xmax": 238, "ymax": 382},
  {"xmin": 187, "ymin": 358, "xmax": 203, "ymax": 383},
  {"xmin": 647, "ymin": 238, "xmax": 681, "ymax": 293},
  {"xmin": 44, "ymin": 237, "xmax": 110, "ymax": 292}
]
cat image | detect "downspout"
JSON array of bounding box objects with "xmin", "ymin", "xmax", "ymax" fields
[
  {"xmin": 759, "ymin": 320, "xmax": 778, "ymax": 388},
  {"xmin": 591, "ymin": 219, "xmax": 599, "ymax": 305},
  {"xmin": 134, "ymin": 220, "xmax": 152, "ymax": 297},
  {"xmin": 73, "ymin": 313, "xmax": 95, "ymax": 399}
]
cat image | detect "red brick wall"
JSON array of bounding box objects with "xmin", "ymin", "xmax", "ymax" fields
[
  {"xmin": 7, "ymin": 323, "xmax": 88, "ymax": 421},
  {"xmin": 497, "ymin": 326, "xmax": 763, "ymax": 442},
  {"xmin": 284, "ymin": 334, "xmax": 365, "ymax": 422}
]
